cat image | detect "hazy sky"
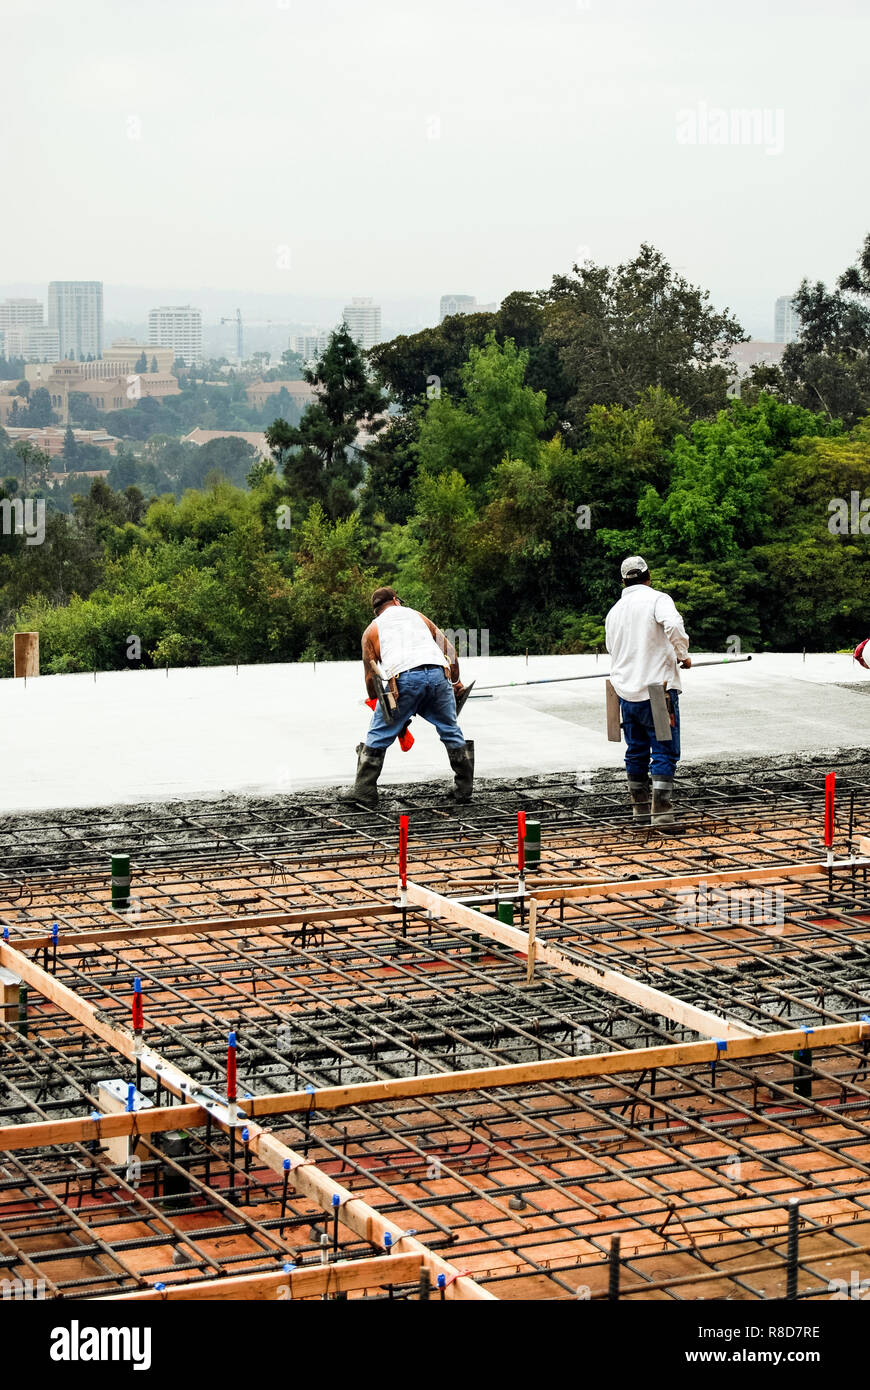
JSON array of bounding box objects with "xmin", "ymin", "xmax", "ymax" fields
[{"xmin": 4, "ymin": 0, "xmax": 868, "ymax": 333}]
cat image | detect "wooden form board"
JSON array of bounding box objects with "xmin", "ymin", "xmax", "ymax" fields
[
  {"xmin": 9, "ymin": 860, "xmax": 864, "ymax": 955},
  {"xmin": 533, "ymin": 859, "xmax": 869, "ymax": 902},
  {"xmin": 403, "ymin": 880, "xmax": 755, "ymax": 1040},
  {"xmin": 2, "ymin": 1018, "xmax": 865, "ymax": 1156},
  {"xmin": 2, "ymin": 900, "xmax": 401, "ymax": 953},
  {"xmin": 100, "ymin": 1254, "xmax": 425, "ymax": 1301}
]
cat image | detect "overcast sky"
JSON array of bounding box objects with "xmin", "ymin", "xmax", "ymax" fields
[{"xmin": 4, "ymin": 0, "xmax": 868, "ymax": 335}]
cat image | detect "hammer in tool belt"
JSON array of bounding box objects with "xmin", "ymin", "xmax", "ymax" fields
[{"xmin": 371, "ymin": 663, "xmax": 400, "ymax": 723}]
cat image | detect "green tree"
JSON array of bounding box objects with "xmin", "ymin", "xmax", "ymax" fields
[
  {"xmin": 62, "ymin": 426, "xmax": 79, "ymax": 469},
  {"xmin": 416, "ymin": 334, "xmax": 547, "ymax": 490},
  {"xmin": 288, "ymin": 503, "xmax": 374, "ymax": 658},
  {"xmin": 544, "ymin": 243, "xmax": 745, "ymax": 429},
  {"xmin": 135, "ymin": 352, "xmax": 148, "ymax": 373},
  {"xmin": 150, "ymin": 355, "xmax": 159, "ymax": 373},
  {"xmin": 778, "ymin": 233, "xmax": 870, "ymax": 425},
  {"xmin": 265, "ymin": 325, "xmax": 388, "ymax": 519}
]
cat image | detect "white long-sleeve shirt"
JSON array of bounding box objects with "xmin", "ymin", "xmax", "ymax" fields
[{"xmin": 604, "ymin": 584, "xmax": 690, "ymax": 701}]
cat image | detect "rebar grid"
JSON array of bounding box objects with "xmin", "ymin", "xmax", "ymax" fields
[
  {"xmin": 260, "ymin": 1046, "xmax": 870, "ymax": 1299},
  {"xmin": 2, "ymin": 763, "xmax": 870, "ymax": 1300}
]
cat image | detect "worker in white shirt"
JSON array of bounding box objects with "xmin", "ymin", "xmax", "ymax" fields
[
  {"xmin": 341, "ymin": 587, "xmax": 473, "ymax": 809},
  {"xmin": 604, "ymin": 556, "xmax": 691, "ymax": 829}
]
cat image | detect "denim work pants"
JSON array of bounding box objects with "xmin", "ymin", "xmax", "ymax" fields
[
  {"xmin": 365, "ymin": 665, "xmax": 466, "ymax": 751},
  {"xmin": 620, "ymin": 690, "xmax": 680, "ymax": 779}
]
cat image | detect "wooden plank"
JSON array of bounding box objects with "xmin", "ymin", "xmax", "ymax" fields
[
  {"xmin": 0, "ymin": 939, "xmax": 139, "ymax": 1062},
  {"xmin": 0, "ymin": 1104, "xmax": 207, "ymax": 1153},
  {"xmin": 100, "ymin": 1254, "xmax": 424, "ymax": 1301},
  {"xmin": 250, "ymin": 1128, "xmax": 492, "ymax": 1301},
  {"xmin": 3, "ymin": 901, "xmax": 401, "ymax": 953},
  {"xmin": 533, "ymin": 860, "xmax": 864, "ymax": 902},
  {"xmin": 605, "ymin": 679, "xmax": 621, "ymax": 742},
  {"xmin": 4, "ymin": 1018, "xmax": 866, "ymax": 1151},
  {"xmin": 404, "ymin": 880, "xmax": 755, "ymax": 1040},
  {"xmin": 13, "ymin": 631, "xmax": 39, "ymax": 679},
  {"xmin": 245, "ymin": 1019, "xmax": 868, "ymax": 1116},
  {"xmin": 526, "ymin": 898, "xmax": 537, "ymax": 986}
]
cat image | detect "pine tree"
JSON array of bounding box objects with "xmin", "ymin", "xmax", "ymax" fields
[
  {"xmin": 265, "ymin": 324, "xmax": 387, "ymax": 519},
  {"xmin": 62, "ymin": 426, "xmax": 79, "ymax": 469}
]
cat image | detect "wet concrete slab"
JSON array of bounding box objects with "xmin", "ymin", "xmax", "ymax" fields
[{"xmin": 1, "ymin": 651, "xmax": 867, "ymax": 812}]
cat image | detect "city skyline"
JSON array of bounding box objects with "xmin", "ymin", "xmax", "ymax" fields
[{"xmin": 3, "ymin": 0, "xmax": 866, "ymax": 331}]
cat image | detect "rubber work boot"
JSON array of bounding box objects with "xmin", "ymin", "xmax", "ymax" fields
[
  {"xmin": 447, "ymin": 740, "xmax": 474, "ymax": 803},
  {"xmin": 340, "ymin": 743, "xmax": 385, "ymax": 810},
  {"xmin": 628, "ymin": 779, "xmax": 651, "ymax": 825},
  {"xmin": 651, "ymin": 776, "xmax": 680, "ymax": 833}
]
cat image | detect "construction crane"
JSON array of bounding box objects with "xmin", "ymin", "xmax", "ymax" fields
[
  {"xmin": 219, "ymin": 309, "xmax": 244, "ymax": 364},
  {"xmin": 220, "ymin": 311, "xmax": 301, "ymax": 366}
]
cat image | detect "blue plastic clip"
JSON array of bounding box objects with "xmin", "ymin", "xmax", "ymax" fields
[
  {"xmin": 52, "ymin": 923, "xmax": 59, "ymax": 942},
  {"xmin": 126, "ymin": 1083, "xmax": 136, "ymax": 1113},
  {"xmin": 384, "ymin": 1232, "xmax": 392, "ymax": 1250},
  {"xmin": 283, "ymin": 1158, "xmax": 291, "ymax": 1172},
  {"xmin": 332, "ymin": 1193, "xmax": 340, "ymax": 1208},
  {"xmin": 2, "ymin": 927, "xmax": 8, "ymax": 942},
  {"xmin": 437, "ymin": 1273, "xmax": 446, "ymax": 1288},
  {"xmin": 241, "ymin": 1127, "xmax": 249, "ymax": 1143}
]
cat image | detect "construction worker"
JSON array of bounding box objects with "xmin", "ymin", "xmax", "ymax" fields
[
  {"xmin": 605, "ymin": 556, "xmax": 691, "ymax": 829},
  {"xmin": 342, "ymin": 587, "xmax": 474, "ymax": 809}
]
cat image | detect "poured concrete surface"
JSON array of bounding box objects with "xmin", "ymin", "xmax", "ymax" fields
[{"xmin": 1, "ymin": 652, "xmax": 868, "ymax": 812}]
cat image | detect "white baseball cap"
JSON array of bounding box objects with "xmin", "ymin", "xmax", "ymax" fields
[{"xmin": 620, "ymin": 555, "xmax": 649, "ymax": 579}]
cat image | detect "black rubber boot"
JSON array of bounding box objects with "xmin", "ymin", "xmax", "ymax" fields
[
  {"xmin": 447, "ymin": 740, "xmax": 474, "ymax": 803},
  {"xmin": 628, "ymin": 779, "xmax": 651, "ymax": 825},
  {"xmin": 340, "ymin": 743, "xmax": 385, "ymax": 809},
  {"xmin": 651, "ymin": 776, "xmax": 681, "ymax": 833}
]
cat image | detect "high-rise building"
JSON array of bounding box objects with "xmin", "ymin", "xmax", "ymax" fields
[
  {"xmin": 48, "ymin": 281, "xmax": 103, "ymax": 360},
  {"xmin": 774, "ymin": 296, "xmax": 800, "ymax": 345},
  {"xmin": 439, "ymin": 294, "xmax": 477, "ymax": 323},
  {"xmin": 147, "ymin": 306, "xmax": 203, "ymax": 366},
  {"xmin": 342, "ymin": 298, "xmax": 382, "ymax": 351},
  {"xmin": 0, "ymin": 298, "xmax": 45, "ymax": 331},
  {"xmin": 293, "ymin": 332, "xmax": 332, "ymax": 364},
  {"xmin": 2, "ymin": 326, "xmax": 60, "ymax": 361}
]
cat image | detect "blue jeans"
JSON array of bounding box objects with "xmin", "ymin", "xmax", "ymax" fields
[
  {"xmin": 365, "ymin": 665, "xmax": 466, "ymax": 751},
  {"xmin": 620, "ymin": 690, "xmax": 680, "ymax": 780}
]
